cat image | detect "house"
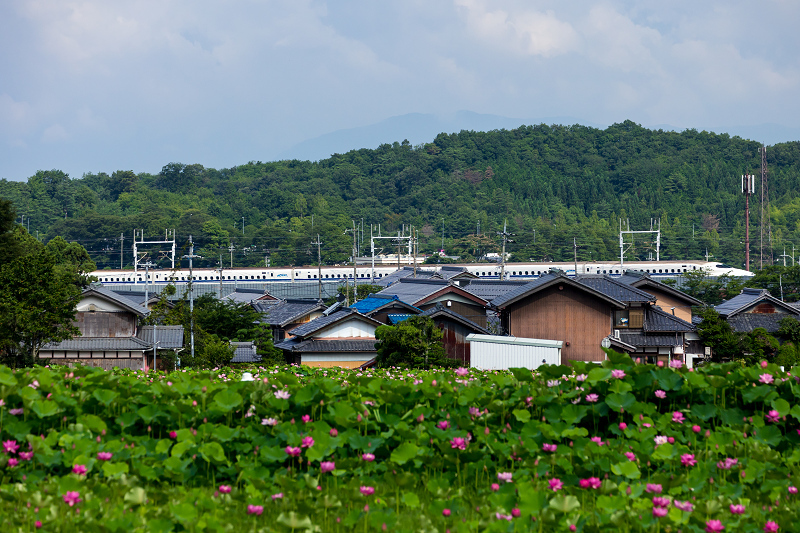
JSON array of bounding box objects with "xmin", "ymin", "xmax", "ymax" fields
[
  {"xmin": 375, "ymin": 278, "xmax": 491, "ymax": 328},
  {"xmin": 617, "ymin": 271, "xmax": 702, "ymax": 323},
  {"xmin": 275, "ymin": 308, "xmax": 381, "ymax": 368},
  {"xmin": 224, "ymin": 289, "xmax": 279, "ymax": 305},
  {"xmin": 230, "ymin": 341, "xmax": 259, "ymax": 363},
  {"xmin": 253, "ymin": 298, "xmax": 327, "ymax": 343},
  {"xmin": 489, "ymin": 271, "xmax": 694, "ymax": 364},
  {"xmin": 39, "ymin": 286, "xmax": 152, "ymax": 370},
  {"xmin": 374, "ymin": 266, "xmax": 437, "ymax": 287},
  {"xmin": 418, "ymin": 304, "xmax": 489, "ymax": 365},
  {"xmin": 715, "ymin": 288, "xmax": 800, "ymax": 333}
]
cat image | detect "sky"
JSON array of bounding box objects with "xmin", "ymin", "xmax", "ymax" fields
[{"xmin": 1, "ymin": 0, "xmax": 799, "ymax": 182}]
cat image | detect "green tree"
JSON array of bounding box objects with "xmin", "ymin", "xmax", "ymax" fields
[
  {"xmin": 0, "ymin": 199, "xmax": 23, "ymax": 265},
  {"xmin": 696, "ymin": 307, "xmax": 742, "ymax": 362},
  {"xmin": 0, "ymin": 251, "xmax": 81, "ymax": 367},
  {"xmin": 778, "ymin": 316, "xmax": 800, "ymax": 345},
  {"xmin": 741, "ymin": 328, "xmax": 779, "ymax": 364},
  {"xmin": 375, "ymin": 316, "xmax": 455, "ymax": 369}
]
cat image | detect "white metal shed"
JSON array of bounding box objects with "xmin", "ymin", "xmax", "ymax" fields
[{"xmin": 466, "ymin": 334, "xmax": 562, "ymax": 370}]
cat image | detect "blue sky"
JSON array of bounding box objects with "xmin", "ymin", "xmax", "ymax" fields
[{"xmin": 1, "ymin": 0, "xmax": 798, "ymax": 181}]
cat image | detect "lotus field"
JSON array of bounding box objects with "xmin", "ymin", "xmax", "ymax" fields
[{"xmin": 1, "ymin": 353, "xmax": 799, "ymax": 532}]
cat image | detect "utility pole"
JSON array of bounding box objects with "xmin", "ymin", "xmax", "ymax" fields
[
  {"xmin": 139, "ymin": 261, "xmax": 155, "ymax": 307},
  {"xmin": 413, "ymin": 227, "xmax": 418, "ymax": 277},
  {"xmin": 441, "ymin": 218, "xmax": 445, "ymax": 253},
  {"xmin": 574, "ymin": 237, "xmax": 578, "ymax": 277},
  {"xmin": 120, "ymin": 233, "xmax": 124, "ymax": 269},
  {"xmin": 779, "ymin": 247, "xmax": 791, "ymax": 267},
  {"xmin": 228, "ymin": 243, "xmax": 235, "ymax": 268},
  {"xmin": 497, "ymin": 220, "xmax": 515, "ymax": 281},
  {"xmin": 312, "ymin": 234, "xmax": 322, "ymax": 301},
  {"xmin": 742, "ymin": 173, "xmax": 755, "ymax": 271},
  {"xmin": 216, "ymin": 259, "xmax": 224, "ymax": 299},
  {"xmin": 397, "ymin": 230, "xmax": 402, "ymax": 271},
  {"xmin": 345, "ymin": 222, "xmax": 358, "ymax": 305},
  {"xmin": 183, "ymin": 236, "xmax": 202, "ymax": 363},
  {"xmin": 242, "ymin": 217, "xmax": 245, "ymax": 235}
]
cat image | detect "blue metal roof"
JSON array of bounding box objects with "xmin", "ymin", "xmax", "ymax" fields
[{"xmin": 350, "ymin": 294, "xmax": 399, "ymax": 313}]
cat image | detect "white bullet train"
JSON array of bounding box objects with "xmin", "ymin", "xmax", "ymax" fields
[{"xmin": 91, "ymin": 260, "xmax": 753, "ymax": 286}]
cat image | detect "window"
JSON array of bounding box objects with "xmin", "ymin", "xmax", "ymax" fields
[{"xmin": 614, "ymin": 310, "xmax": 630, "ymax": 327}]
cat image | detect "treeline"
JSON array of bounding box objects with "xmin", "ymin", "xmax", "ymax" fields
[{"xmin": 2, "ymin": 120, "xmax": 800, "ymax": 270}]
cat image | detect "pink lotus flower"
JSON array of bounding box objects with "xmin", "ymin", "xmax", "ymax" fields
[
  {"xmin": 611, "ymin": 369, "xmax": 626, "ymax": 379},
  {"xmin": 763, "ymin": 521, "xmax": 779, "ymax": 532},
  {"xmin": 274, "ymin": 390, "xmax": 291, "ymax": 399},
  {"xmin": 542, "ymin": 443, "xmax": 557, "ymax": 452},
  {"xmin": 329, "ymin": 428, "xmax": 338, "ymax": 437},
  {"xmin": 301, "ymin": 436, "xmax": 314, "ymax": 448},
  {"xmin": 761, "ymin": 360, "xmax": 769, "ymax": 368},
  {"xmin": 63, "ymin": 491, "xmax": 81, "ymax": 507},
  {"xmin": 218, "ymin": 485, "xmax": 231, "ymax": 493},
  {"xmin": 436, "ymin": 420, "xmax": 450, "ymax": 430},
  {"xmin": 35, "ymin": 521, "xmax": 41, "ymax": 529},
  {"xmin": 759, "ymin": 374, "xmax": 774, "ymax": 385},
  {"xmin": 442, "ymin": 508, "xmax": 451, "ymax": 517},
  {"xmin": 450, "ymin": 437, "xmax": 467, "ymax": 450},
  {"xmin": 2, "ymin": 440, "xmax": 19, "ymax": 455},
  {"xmin": 674, "ymin": 500, "xmax": 694, "ymax": 512},
  {"xmin": 497, "ymin": 472, "xmax": 513, "ymax": 483},
  {"xmin": 652, "ymin": 497, "xmax": 670, "ymax": 508},
  {"xmin": 247, "ymin": 505, "xmax": 263, "ymax": 515},
  {"xmin": 729, "ymin": 504, "xmax": 745, "ymax": 514},
  {"xmin": 717, "ymin": 458, "xmax": 738, "ymax": 470},
  {"xmin": 320, "ymin": 461, "xmax": 335, "ymax": 473},
  {"xmin": 490, "ymin": 483, "xmax": 500, "ymax": 491},
  {"xmin": 672, "ymin": 411, "xmax": 685, "ymax": 424},
  {"xmin": 301, "ymin": 414, "xmax": 311, "ymax": 423},
  {"xmin": 625, "ymin": 452, "xmax": 637, "ymax": 461},
  {"xmin": 7, "ymin": 458, "xmax": 18, "ymax": 467},
  {"xmin": 654, "ymin": 436, "xmax": 668, "ymax": 447},
  {"xmin": 645, "ymin": 483, "xmax": 662, "ymax": 494},
  {"xmin": 585, "ymin": 393, "xmax": 599, "ymax": 403},
  {"xmin": 496, "ymin": 513, "xmax": 513, "ymax": 521},
  {"xmin": 705, "ymin": 520, "xmax": 725, "ymax": 532},
  {"xmin": 655, "ymin": 390, "xmax": 667, "ymax": 399},
  {"xmin": 97, "ymin": 452, "xmax": 113, "ymax": 461},
  {"xmin": 362, "ymin": 453, "xmax": 375, "ymax": 462},
  {"xmin": 591, "ymin": 436, "xmax": 605, "ymax": 446},
  {"xmin": 360, "ymin": 486, "xmax": 375, "ymax": 496},
  {"xmin": 692, "ymin": 425, "xmax": 702, "ymax": 433},
  {"xmin": 455, "ymin": 367, "xmax": 469, "ymax": 376},
  {"xmin": 169, "ymin": 431, "xmax": 178, "ymax": 439},
  {"xmin": 19, "ymin": 451, "xmax": 33, "ymax": 461},
  {"xmin": 511, "ymin": 508, "xmax": 521, "ymax": 517},
  {"xmin": 681, "ymin": 454, "xmax": 697, "ymax": 467},
  {"xmin": 619, "ymin": 422, "xmax": 627, "ymax": 431},
  {"xmin": 9, "ymin": 408, "xmax": 23, "ymax": 416},
  {"xmin": 72, "ymin": 464, "xmax": 87, "ymax": 476},
  {"xmin": 271, "ymin": 492, "xmax": 283, "ymax": 500},
  {"xmin": 652, "ymin": 507, "xmax": 668, "ymax": 517},
  {"xmin": 261, "ymin": 418, "xmax": 278, "ymax": 426},
  {"xmin": 765, "ymin": 410, "xmax": 780, "ymax": 423},
  {"xmin": 579, "ymin": 477, "xmax": 601, "ymax": 489},
  {"xmin": 285, "ymin": 446, "xmax": 301, "ymax": 457},
  {"xmin": 669, "ymin": 359, "xmax": 683, "ymax": 369},
  {"xmin": 548, "ymin": 478, "xmax": 563, "ymax": 491},
  {"xmin": 789, "ymin": 486, "xmax": 798, "ymax": 494}
]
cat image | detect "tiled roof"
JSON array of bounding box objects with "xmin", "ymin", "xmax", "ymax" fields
[
  {"xmin": 643, "ymin": 307, "xmax": 695, "ymax": 333},
  {"xmin": 230, "ymin": 341, "xmax": 260, "ymax": 363},
  {"xmin": 618, "ymin": 271, "xmax": 703, "ymax": 306},
  {"xmin": 286, "ymin": 308, "xmax": 381, "ymax": 338},
  {"xmin": 420, "ymin": 304, "xmax": 489, "ymax": 334},
  {"xmin": 224, "ymin": 289, "xmax": 274, "ymax": 304},
  {"xmin": 438, "ymin": 266, "xmax": 477, "ymax": 280},
  {"xmin": 714, "ymin": 288, "xmax": 796, "ymax": 317},
  {"xmin": 375, "ymin": 278, "xmax": 452, "ymax": 302},
  {"xmin": 277, "ymin": 339, "xmax": 378, "ymax": 353},
  {"xmin": 255, "ymin": 298, "xmax": 326, "ymax": 326},
  {"xmin": 42, "ymin": 337, "xmax": 151, "ymax": 351},
  {"xmin": 461, "ymin": 280, "xmax": 530, "ymax": 300},
  {"xmin": 110, "ymin": 290, "xmax": 162, "ymax": 306},
  {"xmin": 489, "ymin": 274, "xmax": 563, "ymax": 307},
  {"xmin": 576, "ymin": 275, "xmax": 656, "ymax": 303},
  {"xmin": 137, "ymin": 325, "xmax": 185, "ymax": 349},
  {"xmin": 87, "ymin": 286, "xmax": 150, "ymax": 316},
  {"xmin": 727, "ymin": 313, "xmax": 792, "ymax": 333},
  {"xmin": 619, "ymin": 332, "xmax": 684, "ymax": 347},
  {"xmin": 375, "ymin": 267, "xmax": 436, "ymax": 287}
]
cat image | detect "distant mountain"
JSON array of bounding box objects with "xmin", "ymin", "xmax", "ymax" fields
[{"xmin": 277, "ymin": 111, "xmax": 605, "ymax": 161}]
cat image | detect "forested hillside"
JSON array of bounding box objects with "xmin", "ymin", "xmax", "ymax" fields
[{"xmin": 2, "ymin": 120, "xmax": 800, "ymax": 270}]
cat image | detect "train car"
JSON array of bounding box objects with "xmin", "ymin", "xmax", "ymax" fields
[{"xmin": 90, "ymin": 259, "xmax": 752, "ymax": 286}]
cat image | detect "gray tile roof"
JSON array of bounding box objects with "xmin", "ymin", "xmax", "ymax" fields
[
  {"xmin": 618, "ymin": 271, "xmax": 703, "ymax": 306},
  {"xmin": 255, "ymin": 298, "xmax": 327, "ymax": 327},
  {"xmin": 276, "ymin": 338, "xmax": 378, "ymax": 353},
  {"xmin": 230, "ymin": 341, "xmax": 260, "ymax": 363},
  {"xmin": 287, "ymin": 308, "xmax": 380, "ymax": 338},
  {"xmin": 88, "ymin": 285, "xmax": 150, "ymax": 316},
  {"xmin": 438, "ymin": 266, "xmax": 477, "ymax": 280},
  {"xmin": 727, "ymin": 313, "xmax": 792, "ymax": 333},
  {"xmin": 137, "ymin": 325, "xmax": 185, "ymax": 349},
  {"xmin": 619, "ymin": 332, "xmax": 684, "ymax": 347},
  {"xmin": 489, "ymin": 274, "xmax": 563, "ymax": 307},
  {"xmin": 576, "ymin": 275, "xmax": 656, "ymax": 303},
  {"xmin": 715, "ymin": 288, "xmax": 792, "ymax": 317},
  {"xmin": 375, "ymin": 267, "xmax": 436, "ymax": 287},
  {"xmin": 462, "ymin": 280, "xmax": 530, "ymax": 300},
  {"xmin": 375, "ymin": 278, "xmax": 453, "ymax": 304},
  {"xmin": 42, "ymin": 337, "xmax": 151, "ymax": 351},
  {"xmin": 224, "ymin": 289, "xmax": 276, "ymax": 304},
  {"xmin": 420, "ymin": 304, "xmax": 489, "ymax": 334},
  {"xmin": 644, "ymin": 307, "xmax": 695, "ymax": 333}
]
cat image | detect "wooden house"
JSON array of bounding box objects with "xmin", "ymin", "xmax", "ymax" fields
[
  {"xmin": 375, "ymin": 279, "xmax": 490, "ymax": 328},
  {"xmin": 253, "ymin": 298, "xmax": 327, "ymax": 343},
  {"xmin": 715, "ymin": 288, "xmax": 800, "ymax": 333}
]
